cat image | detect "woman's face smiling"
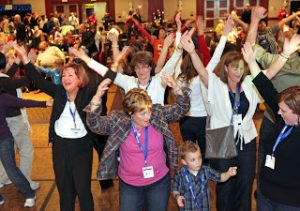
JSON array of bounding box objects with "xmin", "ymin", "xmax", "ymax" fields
[
  {"xmin": 61, "ymin": 67, "xmax": 81, "ymax": 95},
  {"xmin": 226, "ymin": 59, "xmax": 245, "ymax": 83},
  {"xmin": 135, "ymin": 63, "xmax": 151, "ymax": 84}
]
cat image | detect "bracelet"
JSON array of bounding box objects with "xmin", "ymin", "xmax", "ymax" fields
[
  {"xmin": 90, "ymin": 101, "xmax": 101, "ymax": 106},
  {"xmin": 112, "ymin": 45, "xmax": 119, "ymax": 48},
  {"xmin": 280, "ymin": 52, "xmax": 290, "ymax": 60}
]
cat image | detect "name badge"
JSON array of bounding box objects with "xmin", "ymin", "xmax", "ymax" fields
[
  {"xmin": 71, "ymin": 127, "xmax": 81, "ymax": 134},
  {"xmin": 265, "ymin": 154, "xmax": 275, "ymax": 170},
  {"xmin": 142, "ymin": 166, "xmax": 154, "ymax": 179},
  {"xmin": 233, "ymin": 114, "xmax": 243, "ymax": 125}
]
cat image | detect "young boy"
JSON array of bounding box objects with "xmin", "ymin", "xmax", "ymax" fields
[{"xmin": 172, "ymin": 141, "xmax": 237, "ymax": 211}]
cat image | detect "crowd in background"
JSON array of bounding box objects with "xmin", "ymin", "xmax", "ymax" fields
[{"xmin": 0, "ymin": 2, "xmax": 300, "ymax": 211}]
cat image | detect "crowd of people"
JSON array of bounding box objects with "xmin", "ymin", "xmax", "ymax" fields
[{"xmin": 0, "ymin": 3, "xmax": 300, "ymax": 211}]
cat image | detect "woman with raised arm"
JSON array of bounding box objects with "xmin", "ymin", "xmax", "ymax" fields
[
  {"xmin": 242, "ymin": 38, "xmax": 300, "ymax": 210},
  {"xmin": 69, "ymin": 30, "xmax": 189, "ymax": 105},
  {"xmin": 84, "ymin": 75, "xmax": 190, "ymax": 211},
  {"xmin": 180, "ymin": 23, "xmax": 262, "ymax": 210},
  {"xmin": 13, "ymin": 44, "xmax": 115, "ymax": 211}
]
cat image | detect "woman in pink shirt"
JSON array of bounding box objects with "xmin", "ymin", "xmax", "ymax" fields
[{"xmin": 85, "ymin": 75, "xmax": 190, "ymax": 211}]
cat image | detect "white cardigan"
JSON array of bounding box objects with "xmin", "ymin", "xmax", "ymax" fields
[{"xmin": 207, "ymin": 73, "xmax": 262, "ymax": 146}]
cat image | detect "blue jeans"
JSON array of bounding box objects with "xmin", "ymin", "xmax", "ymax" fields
[
  {"xmin": 119, "ymin": 173, "xmax": 170, "ymax": 211},
  {"xmin": 210, "ymin": 139, "xmax": 256, "ymax": 211},
  {"xmin": 0, "ymin": 136, "xmax": 34, "ymax": 199},
  {"xmin": 257, "ymin": 191, "xmax": 300, "ymax": 211}
]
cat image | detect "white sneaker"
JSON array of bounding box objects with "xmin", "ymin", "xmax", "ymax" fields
[
  {"xmin": 30, "ymin": 181, "xmax": 40, "ymax": 190},
  {"xmin": 0, "ymin": 180, "xmax": 12, "ymax": 188},
  {"xmin": 24, "ymin": 197, "xmax": 35, "ymax": 208}
]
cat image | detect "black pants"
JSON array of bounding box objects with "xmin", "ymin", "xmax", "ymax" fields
[
  {"xmin": 210, "ymin": 139, "xmax": 256, "ymax": 211},
  {"xmin": 257, "ymin": 116, "xmax": 275, "ymax": 189},
  {"xmin": 52, "ymin": 135, "xmax": 94, "ymax": 211},
  {"xmin": 179, "ymin": 116, "xmax": 206, "ymax": 156}
]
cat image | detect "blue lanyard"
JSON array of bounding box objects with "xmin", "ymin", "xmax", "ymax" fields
[
  {"xmin": 272, "ymin": 124, "xmax": 293, "ymax": 156},
  {"xmin": 182, "ymin": 167, "xmax": 205, "ymax": 209},
  {"xmin": 229, "ymin": 84, "xmax": 241, "ymax": 111},
  {"xmin": 67, "ymin": 93, "xmax": 77, "ymax": 128},
  {"xmin": 131, "ymin": 120, "xmax": 149, "ymax": 166},
  {"xmin": 138, "ymin": 77, "xmax": 152, "ymax": 91}
]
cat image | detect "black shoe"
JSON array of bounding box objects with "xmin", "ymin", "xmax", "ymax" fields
[
  {"xmin": 100, "ymin": 179, "xmax": 113, "ymax": 191},
  {"xmin": 0, "ymin": 195, "xmax": 4, "ymax": 205}
]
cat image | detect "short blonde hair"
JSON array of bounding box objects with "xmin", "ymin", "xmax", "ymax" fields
[{"xmin": 122, "ymin": 88, "xmax": 152, "ymax": 115}]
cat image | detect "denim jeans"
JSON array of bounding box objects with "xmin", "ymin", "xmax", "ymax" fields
[
  {"xmin": 257, "ymin": 191, "xmax": 300, "ymax": 211},
  {"xmin": 119, "ymin": 173, "xmax": 170, "ymax": 211},
  {"xmin": 0, "ymin": 115, "xmax": 34, "ymax": 183},
  {"xmin": 210, "ymin": 139, "xmax": 256, "ymax": 211},
  {"xmin": 0, "ymin": 136, "xmax": 34, "ymax": 199}
]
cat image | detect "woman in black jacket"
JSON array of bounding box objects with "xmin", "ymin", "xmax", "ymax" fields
[
  {"xmin": 13, "ymin": 44, "xmax": 115, "ymax": 211},
  {"xmin": 243, "ymin": 40, "xmax": 300, "ymax": 210}
]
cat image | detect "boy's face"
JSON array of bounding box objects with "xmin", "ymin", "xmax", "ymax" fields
[{"xmin": 182, "ymin": 150, "xmax": 202, "ymax": 172}]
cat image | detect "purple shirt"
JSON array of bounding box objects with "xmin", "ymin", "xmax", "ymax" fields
[
  {"xmin": 0, "ymin": 93, "xmax": 46, "ymax": 140},
  {"xmin": 118, "ymin": 124, "xmax": 169, "ymax": 186}
]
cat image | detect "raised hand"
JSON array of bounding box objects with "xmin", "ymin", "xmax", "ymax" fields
[
  {"xmin": 282, "ymin": 33, "xmax": 300, "ymax": 56},
  {"xmin": 69, "ymin": 47, "xmax": 90, "ymax": 64},
  {"xmin": 241, "ymin": 42, "xmax": 256, "ymax": 64},
  {"xmin": 252, "ymin": 6, "xmax": 267, "ymax": 20},
  {"xmin": 107, "ymin": 28, "xmax": 119, "ymax": 43},
  {"xmin": 175, "ymin": 12, "xmax": 182, "ymax": 29},
  {"xmin": 91, "ymin": 78, "xmax": 112, "ymax": 107},
  {"xmin": 164, "ymin": 33, "xmax": 175, "ymax": 48},
  {"xmin": 179, "ymin": 28, "xmax": 196, "ymax": 54},
  {"xmin": 223, "ymin": 16, "xmax": 234, "ymax": 36},
  {"xmin": 12, "ymin": 43, "xmax": 29, "ymax": 63}
]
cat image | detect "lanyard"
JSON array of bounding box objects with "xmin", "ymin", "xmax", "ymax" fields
[
  {"xmin": 67, "ymin": 93, "xmax": 77, "ymax": 128},
  {"xmin": 182, "ymin": 167, "xmax": 205, "ymax": 209},
  {"xmin": 272, "ymin": 124, "xmax": 293, "ymax": 156},
  {"xmin": 137, "ymin": 77, "xmax": 152, "ymax": 91},
  {"xmin": 229, "ymin": 84, "xmax": 241, "ymax": 112},
  {"xmin": 131, "ymin": 120, "xmax": 149, "ymax": 166}
]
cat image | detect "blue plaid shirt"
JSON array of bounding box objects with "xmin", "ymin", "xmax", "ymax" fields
[{"xmin": 172, "ymin": 165, "xmax": 221, "ymax": 211}]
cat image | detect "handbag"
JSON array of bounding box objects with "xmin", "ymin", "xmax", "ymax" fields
[
  {"xmin": 204, "ymin": 116, "xmax": 238, "ymax": 159},
  {"xmin": 204, "ymin": 86, "xmax": 240, "ymax": 159}
]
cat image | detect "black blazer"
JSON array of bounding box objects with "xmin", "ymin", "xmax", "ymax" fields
[{"xmin": 24, "ymin": 62, "xmax": 116, "ymax": 142}]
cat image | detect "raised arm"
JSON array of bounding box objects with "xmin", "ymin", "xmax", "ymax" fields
[
  {"xmin": 180, "ymin": 28, "xmax": 208, "ymax": 87},
  {"xmin": 131, "ymin": 17, "xmax": 152, "ymax": 42},
  {"xmin": 160, "ymin": 74, "xmax": 190, "ymax": 122},
  {"xmin": 84, "ymin": 78, "xmax": 115, "ymax": 135},
  {"xmin": 196, "ymin": 15, "xmax": 211, "ymax": 66},
  {"xmin": 230, "ymin": 13, "xmax": 249, "ymax": 32},
  {"xmin": 107, "ymin": 28, "xmax": 121, "ymax": 62},
  {"xmin": 206, "ymin": 16, "xmax": 234, "ymax": 72},
  {"xmin": 246, "ymin": 6, "xmax": 267, "ymax": 45},
  {"xmin": 278, "ymin": 10, "xmax": 300, "ymax": 29},
  {"xmin": 155, "ymin": 33, "xmax": 175, "ymax": 73},
  {"xmin": 13, "ymin": 44, "xmax": 57, "ymax": 97}
]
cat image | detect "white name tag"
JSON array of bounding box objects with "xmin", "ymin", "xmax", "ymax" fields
[
  {"xmin": 142, "ymin": 166, "xmax": 154, "ymax": 179},
  {"xmin": 71, "ymin": 127, "xmax": 81, "ymax": 134},
  {"xmin": 265, "ymin": 154, "xmax": 275, "ymax": 170},
  {"xmin": 233, "ymin": 114, "xmax": 243, "ymax": 125}
]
